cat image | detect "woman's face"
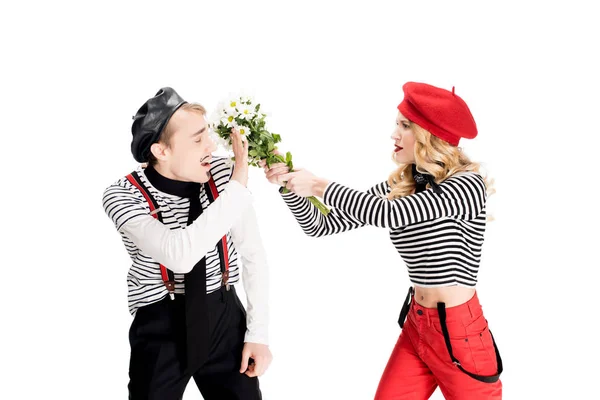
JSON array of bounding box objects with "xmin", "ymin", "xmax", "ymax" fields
[{"xmin": 391, "ymin": 111, "xmax": 416, "ymax": 164}]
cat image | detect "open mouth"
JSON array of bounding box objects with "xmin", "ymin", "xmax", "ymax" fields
[
  {"xmin": 200, "ymin": 155, "xmax": 211, "ymax": 167},
  {"xmin": 394, "ymin": 145, "xmax": 403, "ymax": 152}
]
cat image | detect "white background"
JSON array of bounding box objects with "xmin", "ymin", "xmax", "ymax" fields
[{"xmin": 2, "ymin": 1, "xmax": 599, "ymax": 399}]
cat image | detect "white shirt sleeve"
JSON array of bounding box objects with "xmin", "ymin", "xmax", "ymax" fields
[
  {"xmin": 230, "ymin": 203, "xmax": 270, "ymax": 345},
  {"xmin": 119, "ymin": 180, "xmax": 254, "ymax": 274}
]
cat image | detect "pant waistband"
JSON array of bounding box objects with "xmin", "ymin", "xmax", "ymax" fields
[{"xmin": 408, "ymin": 290, "xmax": 483, "ymax": 326}]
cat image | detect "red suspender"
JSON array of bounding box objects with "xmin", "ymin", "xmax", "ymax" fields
[
  {"xmin": 126, "ymin": 171, "xmax": 231, "ymax": 299},
  {"xmin": 205, "ymin": 178, "xmax": 230, "ymax": 290},
  {"xmin": 126, "ymin": 172, "xmax": 176, "ymax": 299}
]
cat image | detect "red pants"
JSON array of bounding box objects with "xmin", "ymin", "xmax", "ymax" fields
[{"xmin": 375, "ymin": 292, "xmax": 502, "ymax": 399}]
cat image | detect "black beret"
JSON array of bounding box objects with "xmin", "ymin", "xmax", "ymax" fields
[{"xmin": 131, "ymin": 87, "xmax": 187, "ymax": 163}]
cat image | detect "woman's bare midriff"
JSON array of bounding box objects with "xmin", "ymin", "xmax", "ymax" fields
[{"xmin": 414, "ymin": 285, "xmax": 476, "ymax": 308}]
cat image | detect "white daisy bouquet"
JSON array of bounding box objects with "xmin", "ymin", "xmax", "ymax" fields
[{"xmin": 210, "ymin": 95, "xmax": 330, "ymax": 216}]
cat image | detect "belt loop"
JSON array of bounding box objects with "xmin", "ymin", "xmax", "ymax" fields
[{"xmin": 427, "ymin": 310, "xmax": 432, "ymax": 327}]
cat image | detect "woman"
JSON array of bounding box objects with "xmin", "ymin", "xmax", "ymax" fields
[{"xmin": 260, "ymin": 82, "xmax": 502, "ymax": 399}]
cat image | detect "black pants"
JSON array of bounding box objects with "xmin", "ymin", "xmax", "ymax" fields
[{"xmin": 128, "ymin": 286, "xmax": 262, "ymax": 400}]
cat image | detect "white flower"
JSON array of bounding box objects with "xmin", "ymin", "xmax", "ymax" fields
[
  {"xmin": 240, "ymin": 95, "xmax": 254, "ymax": 105},
  {"xmin": 238, "ymin": 103, "xmax": 255, "ymax": 120},
  {"xmin": 208, "ymin": 112, "xmax": 220, "ymax": 127},
  {"xmin": 220, "ymin": 114, "xmax": 236, "ymax": 128},
  {"xmin": 237, "ymin": 89, "xmax": 255, "ymax": 104},
  {"xmin": 232, "ymin": 120, "xmax": 251, "ymax": 135},
  {"xmin": 209, "ymin": 101, "xmax": 230, "ymax": 127},
  {"xmin": 208, "ymin": 126, "xmax": 232, "ymax": 151},
  {"xmin": 225, "ymin": 99, "xmax": 240, "ymax": 115},
  {"xmin": 235, "ymin": 123, "xmax": 251, "ymax": 136}
]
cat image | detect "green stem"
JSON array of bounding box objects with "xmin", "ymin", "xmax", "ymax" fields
[
  {"xmin": 280, "ymin": 187, "xmax": 330, "ymax": 216},
  {"xmin": 308, "ymin": 196, "xmax": 331, "ymax": 216}
]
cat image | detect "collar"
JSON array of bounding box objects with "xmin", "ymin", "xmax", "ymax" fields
[{"xmin": 143, "ymin": 165, "xmax": 202, "ymax": 198}]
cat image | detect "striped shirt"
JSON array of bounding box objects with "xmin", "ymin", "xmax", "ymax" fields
[
  {"xmin": 281, "ymin": 172, "xmax": 487, "ymax": 287},
  {"xmin": 103, "ymin": 157, "xmax": 242, "ymax": 313},
  {"xmin": 102, "ymin": 156, "xmax": 269, "ymax": 344}
]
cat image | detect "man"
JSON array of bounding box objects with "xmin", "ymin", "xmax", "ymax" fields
[{"xmin": 102, "ymin": 87, "xmax": 271, "ymax": 399}]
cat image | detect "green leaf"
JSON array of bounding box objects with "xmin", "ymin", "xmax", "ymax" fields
[
  {"xmin": 255, "ymin": 104, "xmax": 261, "ymax": 112},
  {"xmin": 267, "ymin": 141, "xmax": 274, "ymax": 151},
  {"xmin": 249, "ymin": 149, "xmax": 258, "ymax": 157},
  {"xmin": 272, "ymin": 133, "xmax": 281, "ymax": 143},
  {"xmin": 286, "ymin": 152, "xmax": 292, "ymax": 163}
]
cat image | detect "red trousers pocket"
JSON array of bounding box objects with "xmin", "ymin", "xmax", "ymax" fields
[{"xmin": 431, "ymin": 313, "xmax": 499, "ymax": 377}]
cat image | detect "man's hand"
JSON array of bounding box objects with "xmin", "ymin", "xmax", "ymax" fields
[
  {"xmin": 231, "ymin": 128, "xmax": 249, "ymax": 187},
  {"xmin": 240, "ymin": 342, "xmax": 272, "ymax": 377}
]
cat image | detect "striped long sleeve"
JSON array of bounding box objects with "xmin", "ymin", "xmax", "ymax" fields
[
  {"xmin": 322, "ymin": 173, "xmax": 486, "ymax": 229},
  {"xmin": 280, "ymin": 181, "xmax": 390, "ymax": 237}
]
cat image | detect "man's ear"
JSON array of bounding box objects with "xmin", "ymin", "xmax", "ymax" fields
[{"xmin": 150, "ymin": 142, "xmax": 168, "ymax": 162}]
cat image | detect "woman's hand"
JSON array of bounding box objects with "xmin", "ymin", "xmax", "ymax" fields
[
  {"xmin": 259, "ymin": 159, "xmax": 290, "ymax": 186},
  {"xmin": 278, "ymin": 169, "xmax": 330, "ymax": 198}
]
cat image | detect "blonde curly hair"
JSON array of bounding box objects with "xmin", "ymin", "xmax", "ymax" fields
[{"xmin": 387, "ymin": 123, "xmax": 495, "ymax": 201}]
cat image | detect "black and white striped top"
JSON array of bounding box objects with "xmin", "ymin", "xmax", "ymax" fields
[
  {"xmin": 281, "ymin": 172, "xmax": 487, "ymax": 287},
  {"xmin": 102, "ymin": 157, "xmax": 242, "ymax": 314}
]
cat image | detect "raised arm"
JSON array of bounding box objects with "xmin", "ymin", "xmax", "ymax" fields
[
  {"xmin": 322, "ymin": 172, "xmax": 486, "ymax": 229},
  {"xmin": 103, "ymin": 179, "xmax": 253, "ymax": 273},
  {"xmin": 280, "ymin": 181, "xmax": 391, "ymax": 237}
]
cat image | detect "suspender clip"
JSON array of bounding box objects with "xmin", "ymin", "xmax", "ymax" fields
[
  {"xmin": 222, "ymin": 270, "xmax": 230, "ymax": 291},
  {"xmin": 164, "ymin": 281, "xmax": 176, "ymax": 300}
]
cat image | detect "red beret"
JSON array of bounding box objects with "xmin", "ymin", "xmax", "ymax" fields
[{"xmin": 397, "ymin": 82, "xmax": 477, "ymax": 146}]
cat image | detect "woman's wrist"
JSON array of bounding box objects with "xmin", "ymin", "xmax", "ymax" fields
[{"xmin": 313, "ymin": 177, "xmax": 330, "ymax": 197}]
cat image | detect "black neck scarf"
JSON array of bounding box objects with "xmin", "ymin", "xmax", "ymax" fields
[
  {"xmin": 412, "ymin": 164, "xmax": 443, "ymax": 194},
  {"xmin": 144, "ymin": 165, "xmax": 209, "ymax": 372}
]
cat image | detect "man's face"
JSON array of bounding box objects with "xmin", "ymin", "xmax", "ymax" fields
[{"xmin": 157, "ymin": 109, "xmax": 217, "ymax": 183}]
